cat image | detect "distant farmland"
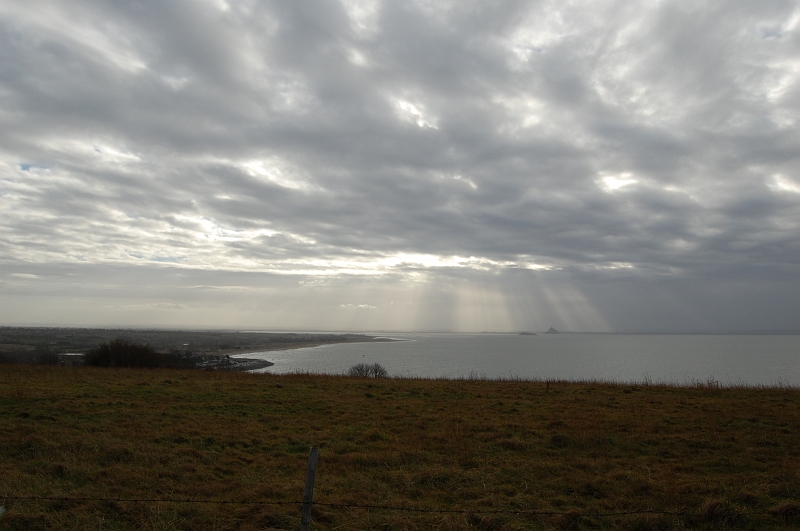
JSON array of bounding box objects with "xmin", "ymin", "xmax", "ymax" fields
[{"xmin": 0, "ymin": 327, "xmax": 384, "ymax": 366}]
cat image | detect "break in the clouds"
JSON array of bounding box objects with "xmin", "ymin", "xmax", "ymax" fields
[{"xmin": 1, "ymin": 0, "xmax": 799, "ymax": 332}]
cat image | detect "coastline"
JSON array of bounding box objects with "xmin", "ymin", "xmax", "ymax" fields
[
  {"xmin": 220, "ymin": 336, "xmax": 401, "ymax": 371},
  {"xmin": 222, "ymin": 358, "xmax": 275, "ymax": 372},
  {"xmin": 216, "ymin": 335, "xmax": 397, "ymax": 357}
]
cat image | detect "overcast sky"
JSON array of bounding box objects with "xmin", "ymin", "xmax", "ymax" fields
[{"xmin": 1, "ymin": 0, "xmax": 799, "ymax": 332}]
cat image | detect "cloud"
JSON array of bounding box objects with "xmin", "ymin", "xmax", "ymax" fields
[
  {"xmin": 597, "ymin": 172, "xmax": 638, "ymax": 192},
  {"xmin": 1, "ymin": 0, "xmax": 799, "ymax": 331},
  {"xmin": 767, "ymin": 174, "xmax": 800, "ymax": 194}
]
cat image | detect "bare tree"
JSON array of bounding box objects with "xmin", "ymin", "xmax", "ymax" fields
[{"xmin": 347, "ymin": 362, "xmax": 388, "ymax": 378}]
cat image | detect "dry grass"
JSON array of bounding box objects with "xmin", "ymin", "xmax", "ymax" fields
[{"xmin": 2, "ymin": 365, "xmax": 800, "ymax": 530}]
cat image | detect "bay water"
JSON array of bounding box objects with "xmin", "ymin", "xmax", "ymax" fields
[{"xmin": 236, "ymin": 333, "xmax": 800, "ymax": 386}]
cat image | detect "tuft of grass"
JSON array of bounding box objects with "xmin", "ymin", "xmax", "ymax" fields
[
  {"xmin": 697, "ymin": 499, "xmax": 742, "ymax": 527},
  {"xmin": 2, "ymin": 366, "xmax": 800, "ymax": 530},
  {"xmin": 769, "ymin": 502, "xmax": 800, "ymax": 525}
]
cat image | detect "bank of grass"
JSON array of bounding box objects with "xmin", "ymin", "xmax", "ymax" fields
[{"xmin": 2, "ymin": 366, "xmax": 800, "ymax": 530}]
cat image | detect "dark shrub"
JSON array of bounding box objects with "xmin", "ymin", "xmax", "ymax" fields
[
  {"xmin": 161, "ymin": 351, "xmax": 198, "ymax": 368},
  {"xmin": 84, "ymin": 338, "xmax": 163, "ymax": 368},
  {"xmin": 347, "ymin": 362, "xmax": 388, "ymax": 378},
  {"xmin": 34, "ymin": 349, "xmax": 61, "ymax": 365}
]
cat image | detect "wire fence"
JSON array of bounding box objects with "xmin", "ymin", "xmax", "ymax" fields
[
  {"xmin": 3, "ymin": 448, "xmax": 797, "ymax": 528},
  {"xmin": 0, "ymin": 493, "xmax": 786, "ymax": 519}
]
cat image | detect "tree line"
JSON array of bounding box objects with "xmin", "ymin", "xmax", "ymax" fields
[{"xmin": 84, "ymin": 338, "xmax": 194, "ymax": 368}]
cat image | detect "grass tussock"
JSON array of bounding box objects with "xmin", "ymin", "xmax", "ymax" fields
[{"xmin": 1, "ymin": 365, "xmax": 800, "ymax": 530}]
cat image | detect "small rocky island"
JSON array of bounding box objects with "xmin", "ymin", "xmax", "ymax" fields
[
  {"xmin": 519, "ymin": 332, "xmax": 537, "ymax": 336},
  {"xmin": 544, "ymin": 327, "xmax": 559, "ymax": 334}
]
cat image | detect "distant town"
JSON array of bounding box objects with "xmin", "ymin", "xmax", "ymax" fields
[{"xmin": 0, "ymin": 327, "xmax": 386, "ymax": 370}]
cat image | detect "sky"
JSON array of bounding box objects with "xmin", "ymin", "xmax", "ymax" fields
[{"xmin": 1, "ymin": 0, "xmax": 799, "ymax": 333}]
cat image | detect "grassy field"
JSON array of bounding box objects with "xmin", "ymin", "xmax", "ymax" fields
[{"xmin": 2, "ymin": 366, "xmax": 800, "ymax": 530}]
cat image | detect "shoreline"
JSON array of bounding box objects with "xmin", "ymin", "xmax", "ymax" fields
[
  {"xmin": 222, "ymin": 358, "xmax": 275, "ymax": 372},
  {"xmin": 212, "ymin": 335, "xmax": 397, "ymax": 357},
  {"xmin": 216, "ymin": 336, "xmax": 403, "ymax": 372}
]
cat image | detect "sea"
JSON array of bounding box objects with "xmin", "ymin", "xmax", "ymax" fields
[{"xmin": 234, "ymin": 333, "xmax": 800, "ymax": 387}]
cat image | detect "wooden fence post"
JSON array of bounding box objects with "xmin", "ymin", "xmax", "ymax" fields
[{"xmin": 300, "ymin": 447, "xmax": 319, "ymax": 531}]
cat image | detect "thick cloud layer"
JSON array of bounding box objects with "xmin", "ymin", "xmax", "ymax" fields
[{"xmin": 1, "ymin": 0, "xmax": 799, "ymax": 331}]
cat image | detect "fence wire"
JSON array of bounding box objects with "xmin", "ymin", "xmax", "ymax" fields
[{"xmin": 0, "ymin": 494, "xmax": 781, "ymax": 519}]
